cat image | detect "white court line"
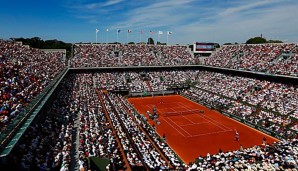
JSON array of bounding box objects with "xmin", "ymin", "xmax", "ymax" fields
[
  {"xmin": 207, "ymin": 119, "xmax": 230, "ymax": 132},
  {"xmin": 199, "ymin": 113, "xmax": 232, "ymax": 131},
  {"xmin": 177, "ymin": 103, "xmax": 211, "ymax": 125},
  {"xmin": 179, "ymin": 122, "xmax": 210, "ymax": 127},
  {"xmin": 157, "ymin": 107, "xmax": 175, "ymax": 115},
  {"xmin": 177, "ymin": 101, "xmax": 198, "ymax": 112},
  {"xmin": 175, "ymin": 103, "xmax": 214, "ymax": 126},
  {"xmin": 186, "ymin": 129, "xmax": 233, "ymax": 138},
  {"xmin": 160, "ymin": 117, "xmax": 188, "ymax": 137},
  {"xmin": 167, "ymin": 117, "xmax": 192, "ymax": 136},
  {"xmin": 182, "ymin": 115, "xmax": 196, "ymax": 124},
  {"xmin": 167, "ymin": 105, "xmax": 208, "ymax": 136},
  {"xmin": 178, "ymin": 102, "xmax": 232, "ymax": 131},
  {"xmin": 170, "ymin": 102, "xmax": 190, "ymax": 111},
  {"xmin": 146, "ymin": 104, "xmax": 155, "ymax": 110},
  {"xmin": 162, "ymin": 100, "xmax": 232, "ymax": 138}
]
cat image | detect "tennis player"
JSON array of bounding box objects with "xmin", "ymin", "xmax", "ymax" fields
[
  {"xmin": 153, "ymin": 105, "xmax": 156, "ymax": 114},
  {"xmin": 235, "ymin": 129, "xmax": 239, "ymax": 141}
]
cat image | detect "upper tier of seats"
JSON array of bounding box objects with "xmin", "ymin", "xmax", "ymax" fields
[
  {"xmin": 204, "ymin": 43, "xmax": 298, "ymax": 77},
  {"xmin": 70, "ymin": 43, "xmax": 297, "ymax": 77},
  {"xmin": 70, "ymin": 44, "xmax": 196, "ymax": 67},
  {"xmin": 0, "ymin": 40, "xmax": 65, "ymax": 131}
]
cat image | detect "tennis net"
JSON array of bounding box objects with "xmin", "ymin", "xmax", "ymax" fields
[{"xmin": 162, "ymin": 109, "xmax": 201, "ymax": 117}]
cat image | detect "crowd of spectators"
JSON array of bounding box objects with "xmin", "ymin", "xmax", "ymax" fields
[
  {"xmin": 184, "ymin": 87, "xmax": 232, "ymax": 109},
  {"xmin": 94, "ymin": 72, "xmax": 150, "ymax": 92},
  {"xmin": 10, "ymin": 74, "xmax": 76, "ymax": 171},
  {"xmin": 268, "ymin": 53, "xmax": 298, "ymax": 76},
  {"xmin": 180, "ymin": 70, "xmax": 297, "ymax": 139},
  {"xmin": 94, "ymin": 70, "xmax": 298, "ymax": 140},
  {"xmin": 71, "ymin": 43, "xmax": 297, "ymax": 77},
  {"xmin": 100, "ymin": 90, "xmax": 144, "ymax": 169},
  {"xmin": 154, "ymin": 45, "xmax": 195, "ymax": 65},
  {"xmin": 76, "ymin": 73, "xmax": 126, "ymax": 170},
  {"xmin": 70, "ymin": 44, "xmax": 196, "ymax": 67},
  {"xmin": 93, "ymin": 70, "xmax": 298, "ymax": 140},
  {"xmin": 4, "ymin": 67, "xmax": 297, "ymax": 170},
  {"xmin": 120, "ymin": 44, "xmax": 158, "ymax": 66},
  {"xmin": 187, "ymin": 139, "xmax": 298, "ymax": 170},
  {"xmin": 204, "ymin": 43, "xmax": 298, "ymax": 76},
  {"xmin": 95, "ymin": 69, "xmax": 298, "ymax": 141},
  {"xmin": 0, "ymin": 40, "xmax": 65, "ymax": 131},
  {"xmin": 106, "ymin": 93, "xmax": 170, "ymax": 169},
  {"xmin": 243, "ymin": 82, "xmax": 298, "ymax": 115},
  {"xmin": 98, "ymin": 69, "xmax": 297, "ymax": 170},
  {"xmin": 2, "ymin": 39, "xmax": 298, "ymax": 170},
  {"xmin": 94, "ymin": 70, "xmax": 198, "ymax": 93},
  {"xmin": 119, "ymin": 94, "xmax": 186, "ymax": 168},
  {"xmin": 147, "ymin": 70, "xmax": 197, "ymax": 91},
  {"xmin": 13, "ymin": 115, "xmax": 73, "ymax": 171}
]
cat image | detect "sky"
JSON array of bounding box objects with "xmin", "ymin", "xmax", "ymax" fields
[{"xmin": 0, "ymin": 0, "xmax": 297, "ymax": 45}]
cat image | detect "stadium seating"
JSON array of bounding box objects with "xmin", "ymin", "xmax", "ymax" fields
[
  {"xmin": 0, "ymin": 40, "xmax": 65, "ymax": 131},
  {"xmin": 188, "ymin": 139, "xmax": 298, "ymax": 170},
  {"xmin": 2, "ymin": 41, "xmax": 298, "ymax": 170},
  {"xmin": 71, "ymin": 43, "xmax": 297, "ymax": 76},
  {"xmin": 93, "ymin": 70, "xmax": 298, "ymax": 140},
  {"xmin": 70, "ymin": 44, "xmax": 196, "ymax": 67},
  {"xmin": 10, "ymin": 74, "xmax": 76, "ymax": 171},
  {"xmin": 204, "ymin": 43, "xmax": 298, "ymax": 76}
]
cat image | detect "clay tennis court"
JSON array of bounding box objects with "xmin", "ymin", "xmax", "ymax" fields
[{"xmin": 128, "ymin": 95, "xmax": 279, "ymax": 163}]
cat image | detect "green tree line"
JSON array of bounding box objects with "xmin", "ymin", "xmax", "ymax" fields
[
  {"xmin": 224, "ymin": 36, "xmax": 283, "ymax": 45},
  {"xmin": 11, "ymin": 37, "xmax": 72, "ymax": 57}
]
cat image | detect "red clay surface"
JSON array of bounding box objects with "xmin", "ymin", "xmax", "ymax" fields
[{"xmin": 128, "ymin": 95, "xmax": 279, "ymax": 164}]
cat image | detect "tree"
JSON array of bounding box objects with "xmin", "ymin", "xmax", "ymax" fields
[
  {"xmin": 12, "ymin": 37, "xmax": 72, "ymax": 57},
  {"xmin": 157, "ymin": 41, "xmax": 166, "ymax": 45},
  {"xmin": 246, "ymin": 37, "xmax": 267, "ymax": 44},
  {"xmin": 128, "ymin": 42, "xmax": 135, "ymax": 44},
  {"xmin": 267, "ymin": 39, "xmax": 283, "ymax": 43},
  {"xmin": 147, "ymin": 37, "xmax": 154, "ymax": 44}
]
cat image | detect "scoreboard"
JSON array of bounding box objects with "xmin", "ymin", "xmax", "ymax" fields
[{"xmin": 194, "ymin": 42, "xmax": 216, "ymax": 53}]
